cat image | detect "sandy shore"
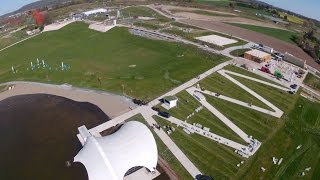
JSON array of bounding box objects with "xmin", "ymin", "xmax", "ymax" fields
[{"xmin": 0, "ymin": 82, "xmax": 136, "ymax": 118}]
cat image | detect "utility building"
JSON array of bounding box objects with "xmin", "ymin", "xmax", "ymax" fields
[
  {"xmin": 163, "ymin": 96, "xmax": 178, "ymax": 109},
  {"xmin": 283, "ymin": 52, "xmax": 306, "ymax": 69},
  {"xmin": 244, "ymin": 49, "xmax": 272, "ymax": 63}
]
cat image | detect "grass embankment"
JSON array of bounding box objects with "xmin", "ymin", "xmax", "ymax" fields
[
  {"xmin": 228, "ymin": 23, "xmax": 297, "ymax": 44},
  {"xmin": 304, "ymin": 73, "xmax": 320, "ymax": 91},
  {"xmin": 0, "ymin": 22, "xmax": 228, "ymax": 101},
  {"xmin": 229, "ymin": 48, "xmax": 251, "ymax": 57},
  {"xmin": 127, "ymin": 114, "xmax": 193, "ymax": 180},
  {"xmin": 170, "ymin": 9, "xmax": 235, "ymax": 17}
]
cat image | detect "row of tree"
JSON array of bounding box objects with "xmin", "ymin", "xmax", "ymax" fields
[{"xmin": 293, "ymin": 30, "xmax": 320, "ymax": 61}]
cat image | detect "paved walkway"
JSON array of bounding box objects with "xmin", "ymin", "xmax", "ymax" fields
[
  {"xmin": 223, "ymin": 70, "xmax": 290, "ymax": 92},
  {"xmin": 188, "ymin": 86, "xmax": 279, "ymax": 117},
  {"xmin": 163, "ymin": 115, "xmax": 247, "ymax": 151},
  {"xmin": 218, "ymin": 70, "xmax": 284, "ymax": 118},
  {"xmin": 186, "ymin": 88, "xmax": 251, "ymax": 143},
  {"xmin": 141, "ymin": 110, "xmax": 202, "ymax": 178}
]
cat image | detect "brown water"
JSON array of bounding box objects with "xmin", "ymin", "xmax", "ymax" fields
[{"xmin": 0, "ymin": 94, "xmax": 110, "ymax": 180}]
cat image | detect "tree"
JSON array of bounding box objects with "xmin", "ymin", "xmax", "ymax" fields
[
  {"xmin": 229, "ymin": 2, "xmax": 235, "ymax": 8},
  {"xmin": 284, "ymin": 15, "xmax": 288, "ymax": 20}
]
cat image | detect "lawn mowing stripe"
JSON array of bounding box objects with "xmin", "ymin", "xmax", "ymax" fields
[
  {"xmin": 206, "ymin": 97, "xmax": 270, "ymax": 140},
  {"xmin": 176, "ymin": 91, "xmax": 246, "ymax": 143}
]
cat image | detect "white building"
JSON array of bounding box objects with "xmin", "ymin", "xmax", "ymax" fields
[
  {"xmin": 163, "ymin": 96, "xmax": 178, "ymax": 109},
  {"xmin": 74, "ymin": 121, "xmax": 158, "ymax": 180},
  {"xmin": 83, "ymin": 8, "xmax": 107, "ymax": 16}
]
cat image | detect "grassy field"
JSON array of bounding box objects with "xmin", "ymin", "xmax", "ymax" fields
[
  {"xmin": 133, "ymin": 21, "xmax": 163, "ymax": 30},
  {"xmin": 152, "ymin": 64, "xmax": 320, "ymax": 179},
  {"xmin": 303, "ymin": 73, "xmax": 320, "ymax": 91},
  {"xmin": 155, "ymin": 91, "xmax": 246, "ymax": 144},
  {"xmin": 0, "ymin": 22, "xmax": 228, "ymax": 101},
  {"xmin": 199, "ymin": 71, "xmax": 272, "ymax": 110},
  {"xmin": 240, "ymin": 96, "xmax": 320, "ymax": 179},
  {"xmin": 228, "ymin": 23, "xmax": 297, "ymax": 44},
  {"xmin": 127, "ymin": 114, "xmax": 193, "ymax": 180},
  {"xmin": 154, "ymin": 115, "xmax": 244, "ymax": 179},
  {"xmin": 279, "ymin": 12, "xmax": 304, "ymax": 25},
  {"xmin": 0, "ymin": 30, "xmax": 29, "ymax": 50}
]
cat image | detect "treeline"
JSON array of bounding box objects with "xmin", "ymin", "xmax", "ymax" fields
[{"xmin": 293, "ymin": 30, "xmax": 320, "ymax": 62}]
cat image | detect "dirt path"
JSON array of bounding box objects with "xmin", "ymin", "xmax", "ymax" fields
[{"xmin": 179, "ymin": 19, "xmax": 320, "ymax": 71}]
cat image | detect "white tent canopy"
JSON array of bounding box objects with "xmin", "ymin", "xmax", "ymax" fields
[{"xmin": 74, "ymin": 121, "xmax": 158, "ymax": 180}]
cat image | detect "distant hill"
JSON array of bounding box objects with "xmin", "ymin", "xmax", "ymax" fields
[{"xmin": 0, "ymin": 0, "xmax": 73, "ymax": 18}]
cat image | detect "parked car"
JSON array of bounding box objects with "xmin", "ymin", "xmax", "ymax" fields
[
  {"xmin": 290, "ymin": 84, "xmax": 298, "ymax": 89},
  {"xmin": 152, "ymin": 107, "xmax": 160, "ymax": 112},
  {"xmin": 158, "ymin": 111, "xmax": 170, "ymax": 118}
]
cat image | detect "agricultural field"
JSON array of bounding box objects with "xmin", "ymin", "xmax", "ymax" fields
[
  {"xmin": 227, "ymin": 23, "xmax": 297, "ymax": 44},
  {"xmin": 279, "ymin": 12, "xmax": 305, "ymax": 25},
  {"xmin": 303, "ymin": 73, "xmax": 320, "ymax": 91},
  {"xmin": 0, "ymin": 22, "xmax": 228, "ymax": 101},
  {"xmin": 153, "ymin": 65, "xmax": 320, "ymax": 179},
  {"xmin": 126, "ymin": 114, "xmax": 193, "ymax": 180}
]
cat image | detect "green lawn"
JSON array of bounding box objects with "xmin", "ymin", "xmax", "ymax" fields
[
  {"xmin": 199, "ymin": 72, "xmax": 272, "ymax": 110},
  {"xmin": 152, "ymin": 65, "xmax": 320, "ymax": 179},
  {"xmin": 155, "ymin": 91, "xmax": 246, "ymax": 144},
  {"xmin": 127, "ymin": 114, "xmax": 193, "ymax": 180},
  {"xmin": 0, "ymin": 22, "xmax": 228, "ymax": 101},
  {"xmin": 154, "ymin": 116, "xmax": 244, "ymax": 179},
  {"xmin": 0, "ymin": 30, "xmax": 29, "ymax": 50},
  {"xmin": 227, "ymin": 23, "xmax": 297, "ymax": 44},
  {"xmin": 240, "ymin": 97, "xmax": 320, "ymax": 179},
  {"xmin": 304, "ymin": 73, "xmax": 320, "ymax": 91}
]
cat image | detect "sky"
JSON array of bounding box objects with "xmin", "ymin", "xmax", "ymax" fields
[
  {"xmin": 260, "ymin": 0, "xmax": 320, "ymax": 20},
  {"xmin": 0, "ymin": 0, "xmax": 319, "ymax": 21},
  {"xmin": 0, "ymin": 0, "xmax": 38, "ymax": 16}
]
